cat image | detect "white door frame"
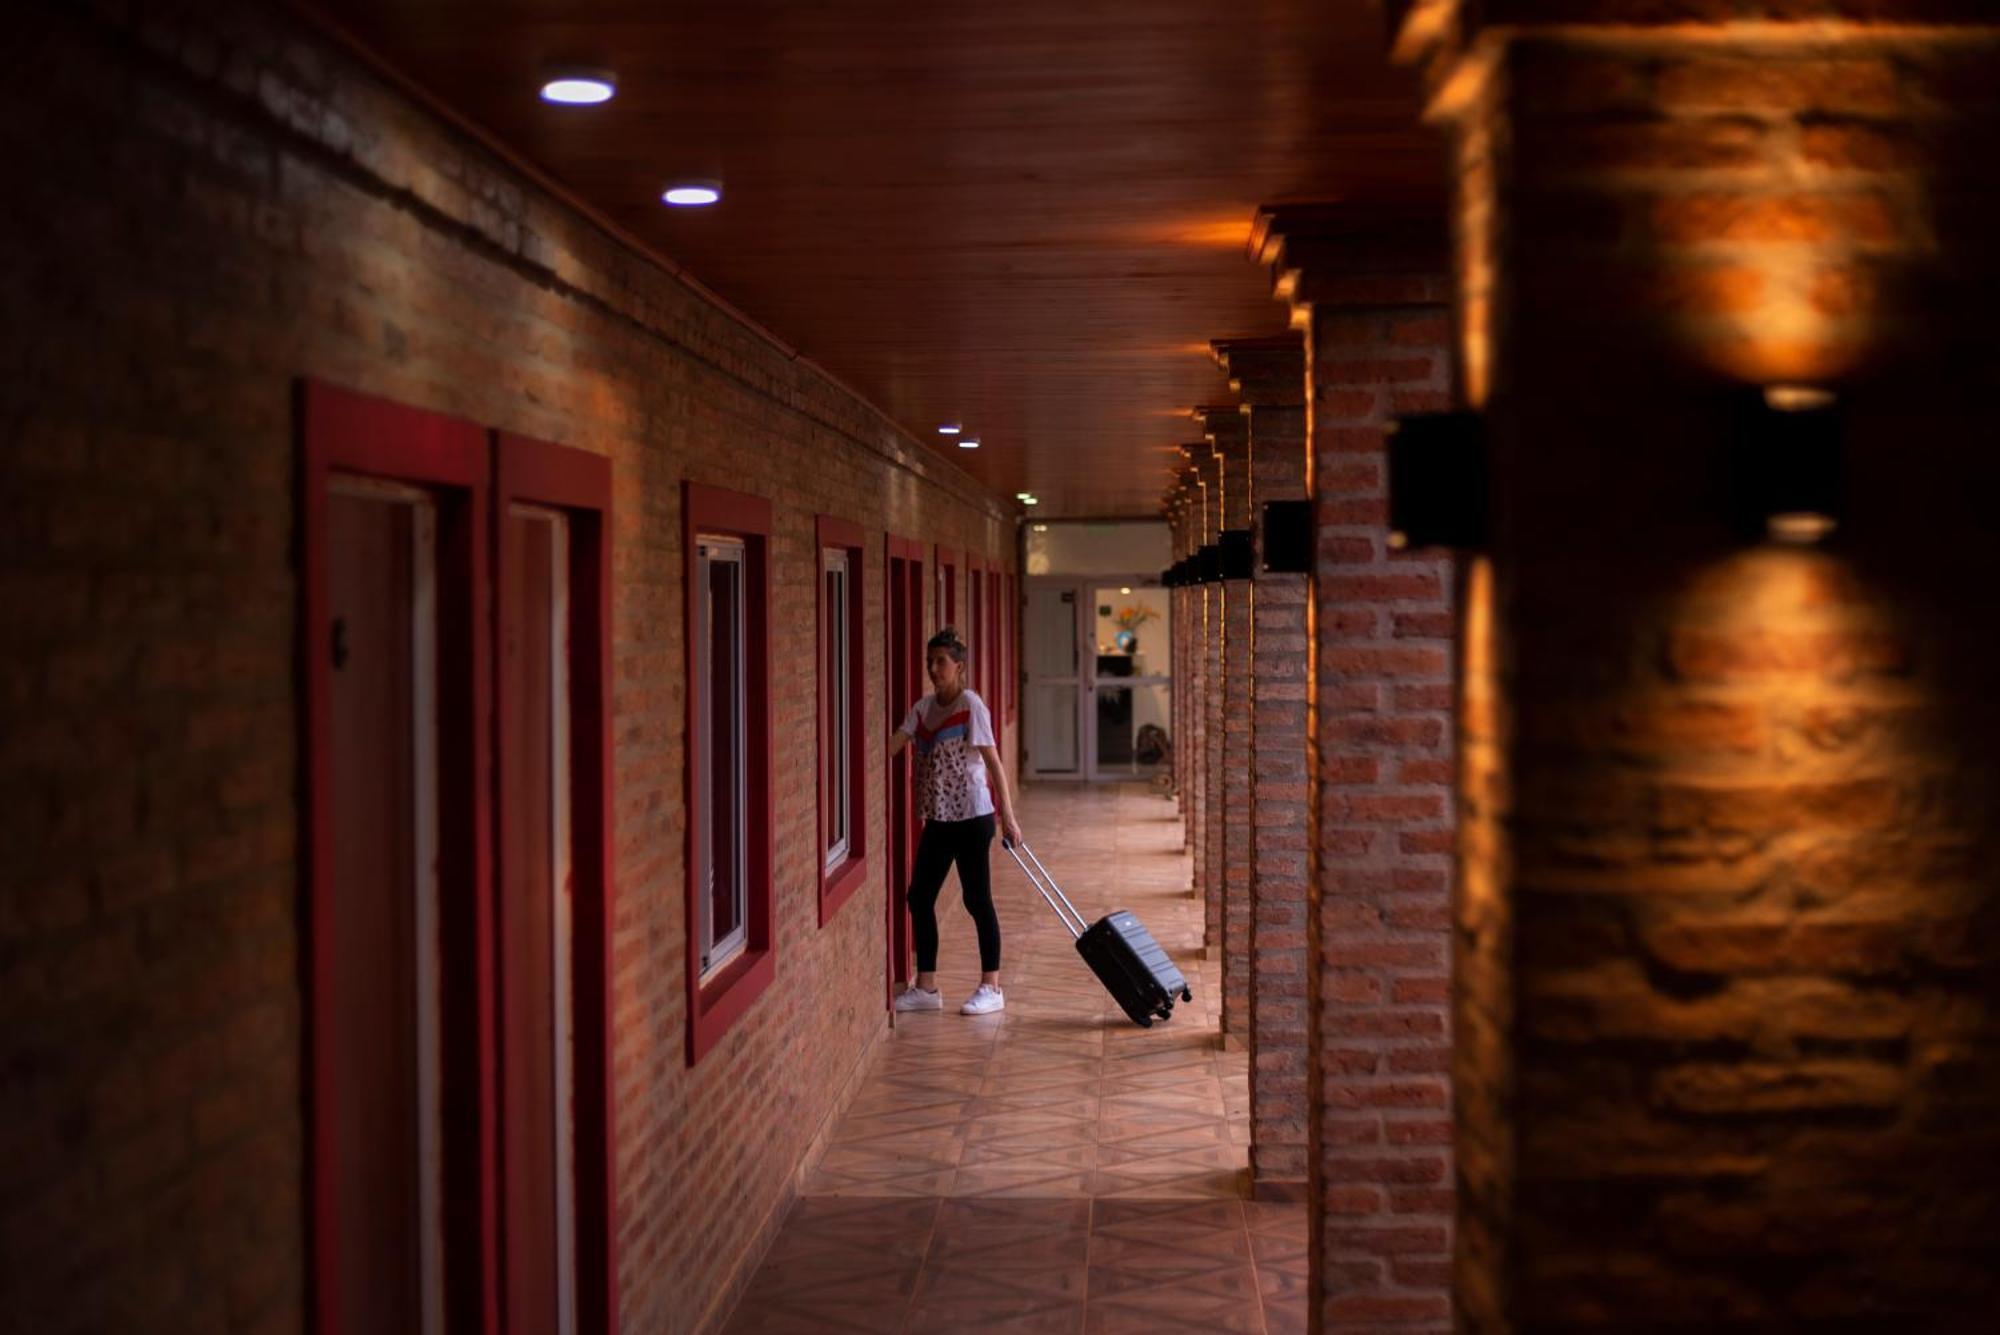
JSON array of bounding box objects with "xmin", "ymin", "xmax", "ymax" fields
[{"xmin": 1023, "ymin": 573, "xmax": 1172, "ymax": 782}]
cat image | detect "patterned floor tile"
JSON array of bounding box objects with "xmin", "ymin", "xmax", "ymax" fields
[{"xmin": 723, "ymin": 784, "xmax": 1305, "ymax": 1335}]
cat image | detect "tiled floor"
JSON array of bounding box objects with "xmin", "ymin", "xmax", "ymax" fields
[{"xmin": 723, "ymin": 784, "xmax": 1307, "ymax": 1334}]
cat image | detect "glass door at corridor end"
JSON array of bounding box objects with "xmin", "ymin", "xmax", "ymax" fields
[{"xmin": 1024, "ymin": 577, "xmax": 1172, "ymax": 782}]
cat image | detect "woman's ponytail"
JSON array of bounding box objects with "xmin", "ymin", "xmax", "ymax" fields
[{"xmin": 927, "ymin": 626, "xmax": 968, "ymax": 663}]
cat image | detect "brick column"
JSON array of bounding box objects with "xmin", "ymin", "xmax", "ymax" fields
[
  {"xmin": 1168, "ymin": 481, "xmax": 1192, "ymax": 835},
  {"xmin": 1390, "ymin": 3, "xmax": 2000, "ymax": 1328},
  {"xmin": 1166, "ymin": 477, "xmax": 1199, "ymax": 857},
  {"xmin": 1216, "ymin": 335, "xmax": 1312, "ymax": 1197},
  {"xmin": 1257, "ymin": 204, "xmax": 1459, "ymax": 1332},
  {"xmin": 1198, "ymin": 407, "xmax": 1255, "ymax": 1040},
  {"xmin": 1193, "ymin": 443, "xmax": 1228, "ymax": 966}
]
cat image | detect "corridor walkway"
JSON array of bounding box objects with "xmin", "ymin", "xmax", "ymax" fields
[{"xmin": 723, "ymin": 784, "xmax": 1307, "ymax": 1333}]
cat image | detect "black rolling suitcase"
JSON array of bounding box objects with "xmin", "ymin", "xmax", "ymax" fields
[{"xmin": 1004, "ymin": 840, "xmax": 1194, "ymax": 1027}]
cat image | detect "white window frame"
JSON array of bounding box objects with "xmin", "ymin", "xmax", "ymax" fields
[
  {"xmin": 696, "ymin": 535, "xmax": 749, "ymax": 978},
  {"xmin": 822, "ymin": 549, "xmax": 851, "ymax": 873}
]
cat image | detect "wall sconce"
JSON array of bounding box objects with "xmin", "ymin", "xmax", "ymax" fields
[
  {"xmin": 1733, "ymin": 384, "xmax": 1843, "ymax": 545},
  {"xmin": 1219, "ymin": 529, "xmax": 1256, "ymax": 580},
  {"xmin": 1386, "ymin": 411, "xmax": 1487, "ymax": 551},
  {"xmin": 1260, "ymin": 499, "xmax": 1313, "ymax": 574}
]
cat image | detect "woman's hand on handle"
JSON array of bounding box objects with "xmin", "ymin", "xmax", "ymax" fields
[{"xmin": 1002, "ymin": 814, "xmax": 1024, "ymax": 848}]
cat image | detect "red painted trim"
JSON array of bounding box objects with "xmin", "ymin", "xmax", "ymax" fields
[
  {"xmin": 815, "ymin": 516, "xmax": 869, "ymax": 926},
  {"xmin": 684, "ymin": 482, "xmax": 776, "ymax": 1064},
  {"xmin": 493, "ymin": 434, "xmax": 618, "ymax": 1335},
  {"xmin": 818, "ymin": 515, "xmax": 867, "ymax": 551},
  {"xmin": 299, "ymin": 379, "xmax": 493, "ymax": 1335}
]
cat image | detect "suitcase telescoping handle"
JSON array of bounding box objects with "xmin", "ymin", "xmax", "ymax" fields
[{"xmin": 1002, "ymin": 838, "xmax": 1088, "ymax": 940}]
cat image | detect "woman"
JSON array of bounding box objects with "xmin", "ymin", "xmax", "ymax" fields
[{"xmin": 888, "ymin": 626, "xmax": 1024, "ymax": 1015}]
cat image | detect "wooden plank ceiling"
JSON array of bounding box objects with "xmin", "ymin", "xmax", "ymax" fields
[{"xmin": 313, "ymin": 0, "xmax": 1437, "ymax": 517}]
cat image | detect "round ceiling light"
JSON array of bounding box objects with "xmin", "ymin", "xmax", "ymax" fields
[
  {"xmin": 938, "ymin": 424, "xmax": 962, "ymax": 435},
  {"xmin": 958, "ymin": 438, "xmax": 980, "ymax": 450},
  {"xmin": 540, "ymin": 70, "xmax": 616, "ymax": 105},
  {"xmin": 662, "ymin": 180, "xmax": 723, "ymax": 207}
]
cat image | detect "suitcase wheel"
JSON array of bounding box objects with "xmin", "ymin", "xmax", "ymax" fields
[
  {"xmin": 1134, "ymin": 1014, "xmax": 1153, "ymax": 1029},
  {"xmin": 1181, "ymin": 987, "xmax": 1193, "ymax": 1002}
]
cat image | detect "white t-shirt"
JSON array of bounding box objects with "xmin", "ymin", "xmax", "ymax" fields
[{"xmin": 899, "ymin": 689, "xmax": 997, "ymax": 822}]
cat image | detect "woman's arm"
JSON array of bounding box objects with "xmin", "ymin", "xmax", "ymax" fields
[
  {"xmin": 889, "ymin": 729, "xmax": 909, "ymax": 758},
  {"xmin": 977, "ymin": 745, "xmax": 1023, "ymax": 845}
]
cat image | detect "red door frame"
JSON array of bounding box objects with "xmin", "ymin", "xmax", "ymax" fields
[
  {"xmin": 300, "ymin": 379, "xmax": 496, "ymax": 1335},
  {"xmin": 885, "ymin": 535, "xmax": 925, "ymax": 997},
  {"xmin": 493, "ymin": 434, "xmax": 618, "ymax": 1335}
]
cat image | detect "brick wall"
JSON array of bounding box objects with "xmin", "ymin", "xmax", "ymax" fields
[
  {"xmin": 0, "ymin": 5, "xmax": 1015, "ymax": 1333},
  {"xmin": 1395, "ymin": 2, "xmax": 2000, "ymax": 1328}
]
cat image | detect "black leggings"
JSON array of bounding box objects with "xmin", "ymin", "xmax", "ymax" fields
[{"xmin": 908, "ymin": 814, "xmax": 1001, "ymax": 974}]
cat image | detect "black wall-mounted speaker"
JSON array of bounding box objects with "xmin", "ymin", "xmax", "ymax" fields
[
  {"xmin": 1219, "ymin": 528, "xmax": 1255, "ymax": 580},
  {"xmin": 1386, "ymin": 411, "xmax": 1487, "ymax": 551},
  {"xmin": 1260, "ymin": 500, "xmax": 1313, "ymax": 574}
]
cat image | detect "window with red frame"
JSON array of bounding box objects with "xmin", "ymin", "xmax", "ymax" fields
[
  {"xmin": 817, "ymin": 516, "xmax": 868, "ymax": 923},
  {"xmin": 684, "ymin": 483, "xmax": 775, "ymax": 1063}
]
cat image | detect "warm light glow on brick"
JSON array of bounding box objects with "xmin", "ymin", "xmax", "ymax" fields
[{"xmin": 1706, "ymin": 250, "xmax": 1866, "ymax": 384}]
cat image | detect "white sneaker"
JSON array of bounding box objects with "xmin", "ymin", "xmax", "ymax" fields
[
  {"xmin": 894, "ymin": 986, "xmax": 943, "ymax": 1012},
  {"xmin": 960, "ymin": 984, "xmax": 1005, "ymax": 1016}
]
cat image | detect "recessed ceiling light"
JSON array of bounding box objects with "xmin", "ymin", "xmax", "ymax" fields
[
  {"xmin": 662, "ymin": 180, "xmax": 723, "ymax": 207},
  {"xmin": 1033, "ymin": 524, "xmax": 1048, "ymax": 533},
  {"xmin": 1120, "ymin": 586, "xmax": 1132, "ymax": 595},
  {"xmin": 540, "ymin": 70, "xmax": 616, "ymax": 105},
  {"xmin": 958, "ymin": 438, "xmax": 980, "ymax": 450},
  {"xmin": 1023, "ymin": 497, "xmax": 1040, "ymax": 506},
  {"xmin": 938, "ymin": 424, "xmax": 962, "ymax": 435},
  {"xmin": 1015, "ymin": 492, "xmax": 1033, "ymax": 501}
]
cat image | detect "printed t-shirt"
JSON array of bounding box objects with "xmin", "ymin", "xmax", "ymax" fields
[{"xmin": 899, "ymin": 689, "xmax": 996, "ymax": 822}]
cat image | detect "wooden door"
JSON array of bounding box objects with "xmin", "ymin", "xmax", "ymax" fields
[
  {"xmin": 326, "ymin": 482, "xmax": 441, "ymax": 1335},
  {"xmin": 499, "ymin": 505, "xmax": 575, "ymax": 1335}
]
